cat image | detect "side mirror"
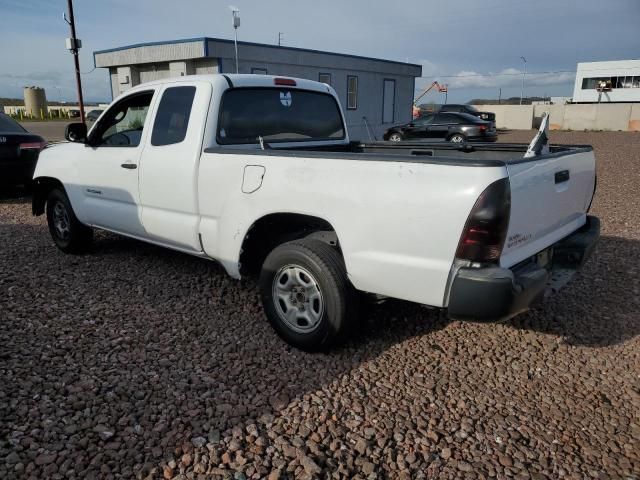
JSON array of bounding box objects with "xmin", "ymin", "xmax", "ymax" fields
[{"xmin": 65, "ymin": 123, "xmax": 87, "ymax": 143}]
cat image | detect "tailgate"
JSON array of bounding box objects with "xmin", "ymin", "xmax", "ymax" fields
[{"xmin": 500, "ymin": 148, "xmax": 596, "ymax": 268}]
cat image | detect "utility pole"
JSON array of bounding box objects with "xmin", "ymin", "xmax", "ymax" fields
[
  {"xmin": 64, "ymin": 0, "xmax": 85, "ymax": 124},
  {"xmin": 278, "ymin": 32, "xmax": 284, "ymax": 46},
  {"xmin": 498, "ymin": 88, "xmax": 502, "ymax": 105},
  {"xmin": 519, "ymin": 56, "xmax": 527, "ymax": 105}
]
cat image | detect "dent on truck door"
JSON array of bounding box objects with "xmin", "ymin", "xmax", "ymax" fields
[
  {"xmin": 78, "ymin": 90, "xmax": 155, "ymax": 236},
  {"xmin": 139, "ymin": 82, "xmax": 211, "ymax": 251}
]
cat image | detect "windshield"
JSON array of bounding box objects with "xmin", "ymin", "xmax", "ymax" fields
[
  {"xmin": 0, "ymin": 113, "xmax": 26, "ymax": 133},
  {"xmin": 217, "ymin": 88, "xmax": 345, "ymax": 144},
  {"xmin": 465, "ymin": 105, "xmax": 479, "ymax": 113}
]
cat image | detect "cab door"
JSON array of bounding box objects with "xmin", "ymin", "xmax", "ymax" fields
[
  {"xmin": 78, "ymin": 90, "xmax": 156, "ymax": 236},
  {"xmin": 138, "ymin": 81, "xmax": 211, "ymax": 251}
]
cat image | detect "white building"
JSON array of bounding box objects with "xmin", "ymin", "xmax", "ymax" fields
[{"xmin": 572, "ymin": 60, "xmax": 640, "ymax": 103}]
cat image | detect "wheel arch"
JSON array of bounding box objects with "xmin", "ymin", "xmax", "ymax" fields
[
  {"xmin": 238, "ymin": 212, "xmax": 341, "ymax": 276},
  {"xmin": 32, "ymin": 177, "xmax": 65, "ymax": 216}
]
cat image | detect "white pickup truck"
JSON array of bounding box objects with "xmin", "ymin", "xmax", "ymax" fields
[{"xmin": 32, "ymin": 74, "xmax": 599, "ymax": 351}]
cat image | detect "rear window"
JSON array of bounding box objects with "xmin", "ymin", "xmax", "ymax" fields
[
  {"xmin": 0, "ymin": 113, "xmax": 26, "ymax": 133},
  {"xmin": 217, "ymin": 88, "xmax": 345, "ymax": 145}
]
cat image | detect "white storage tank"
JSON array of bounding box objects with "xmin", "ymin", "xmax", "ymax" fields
[{"xmin": 24, "ymin": 86, "xmax": 47, "ymax": 118}]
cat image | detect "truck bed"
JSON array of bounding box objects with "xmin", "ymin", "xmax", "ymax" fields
[{"xmin": 207, "ymin": 142, "xmax": 593, "ymax": 167}]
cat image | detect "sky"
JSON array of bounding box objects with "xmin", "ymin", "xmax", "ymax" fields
[{"xmin": 0, "ymin": 0, "xmax": 638, "ymax": 104}]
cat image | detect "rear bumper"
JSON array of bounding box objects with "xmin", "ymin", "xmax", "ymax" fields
[
  {"xmin": 0, "ymin": 158, "xmax": 37, "ymax": 185},
  {"xmin": 447, "ymin": 215, "xmax": 600, "ymax": 321}
]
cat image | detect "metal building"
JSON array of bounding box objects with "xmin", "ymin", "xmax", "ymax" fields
[
  {"xmin": 572, "ymin": 60, "xmax": 640, "ymax": 103},
  {"xmin": 93, "ymin": 37, "xmax": 422, "ymax": 139}
]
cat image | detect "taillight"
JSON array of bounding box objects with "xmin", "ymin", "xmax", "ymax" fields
[
  {"xmin": 19, "ymin": 141, "xmax": 46, "ymax": 151},
  {"xmin": 456, "ymin": 178, "xmax": 511, "ymax": 263},
  {"xmin": 274, "ymin": 78, "xmax": 296, "ymax": 86},
  {"xmin": 479, "ymin": 125, "xmax": 487, "ymax": 132}
]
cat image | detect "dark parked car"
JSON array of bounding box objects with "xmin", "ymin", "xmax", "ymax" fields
[
  {"xmin": 439, "ymin": 104, "xmax": 495, "ymax": 123},
  {"xmin": 383, "ymin": 112, "xmax": 497, "ymax": 143},
  {"xmin": 0, "ymin": 113, "xmax": 46, "ymax": 188},
  {"xmin": 86, "ymin": 109, "xmax": 104, "ymax": 121}
]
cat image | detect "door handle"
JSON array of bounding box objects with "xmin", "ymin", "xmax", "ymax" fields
[
  {"xmin": 555, "ymin": 170, "xmax": 570, "ymax": 184},
  {"xmin": 121, "ymin": 163, "xmax": 137, "ymax": 170}
]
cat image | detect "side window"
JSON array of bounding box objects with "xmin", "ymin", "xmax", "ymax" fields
[
  {"xmin": 435, "ymin": 113, "xmax": 458, "ymax": 124},
  {"xmin": 151, "ymin": 86, "xmax": 196, "ymax": 146},
  {"xmin": 319, "ymin": 73, "xmax": 331, "ymax": 85},
  {"xmin": 347, "ymin": 75, "xmax": 358, "ymax": 110},
  {"xmin": 92, "ymin": 91, "xmax": 154, "ymax": 147},
  {"xmin": 251, "ymin": 68, "xmax": 267, "ymax": 75},
  {"xmin": 414, "ymin": 115, "xmax": 433, "ymax": 125}
]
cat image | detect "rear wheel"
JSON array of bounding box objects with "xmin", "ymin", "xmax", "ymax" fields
[
  {"xmin": 259, "ymin": 239, "xmax": 356, "ymax": 351},
  {"xmin": 449, "ymin": 133, "xmax": 466, "ymax": 143},
  {"xmin": 46, "ymin": 188, "xmax": 93, "ymax": 253},
  {"xmin": 388, "ymin": 132, "xmax": 403, "ymax": 142}
]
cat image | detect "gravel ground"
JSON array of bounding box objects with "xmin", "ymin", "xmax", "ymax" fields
[{"xmin": 1, "ymin": 131, "xmax": 639, "ymax": 479}]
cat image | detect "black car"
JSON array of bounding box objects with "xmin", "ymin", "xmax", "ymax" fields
[
  {"xmin": 383, "ymin": 112, "xmax": 497, "ymax": 143},
  {"xmin": 439, "ymin": 104, "xmax": 495, "ymax": 123},
  {"xmin": 0, "ymin": 113, "xmax": 46, "ymax": 188}
]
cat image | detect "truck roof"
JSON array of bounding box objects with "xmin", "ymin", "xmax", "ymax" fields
[{"xmin": 123, "ymin": 74, "xmax": 334, "ymax": 96}]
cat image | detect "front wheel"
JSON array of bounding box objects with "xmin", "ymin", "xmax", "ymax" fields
[
  {"xmin": 388, "ymin": 132, "xmax": 403, "ymax": 142},
  {"xmin": 259, "ymin": 239, "xmax": 357, "ymax": 351},
  {"xmin": 46, "ymin": 188, "xmax": 93, "ymax": 253},
  {"xmin": 449, "ymin": 133, "xmax": 466, "ymax": 143}
]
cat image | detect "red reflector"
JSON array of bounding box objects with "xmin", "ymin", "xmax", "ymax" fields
[
  {"xmin": 479, "ymin": 125, "xmax": 487, "ymax": 132},
  {"xmin": 274, "ymin": 78, "xmax": 296, "ymax": 86},
  {"xmin": 19, "ymin": 141, "xmax": 46, "ymax": 151}
]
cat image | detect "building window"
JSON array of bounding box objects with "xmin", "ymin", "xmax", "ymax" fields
[
  {"xmin": 319, "ymin": 73, "xmax": 331, "ymax": 85},
  {"xmin": 347, "ymin": 75, "xmax": 358, "ymax": 110},
  {"xmin": 581, "ymin": 76, "xmax": 640, "ymax": 90},
  {"xmin": 251, "ymin": 68, "xmax": 267, "ymax": 75}
]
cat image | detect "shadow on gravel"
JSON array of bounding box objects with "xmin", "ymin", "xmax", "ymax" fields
[
  {"xmin": 508, "ymin": 235, "xmax": 640, "ymax": 347},
  {"xmin": 0, "ymin": 187, "xmax": 31, "ymax": 204}
]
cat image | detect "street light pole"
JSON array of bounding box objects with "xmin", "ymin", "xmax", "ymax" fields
[
  {"xmin": 231, "ymin": 8, "xmax": 240, "ymax": 74},
  {"xmin": 519, "ymin": 56, "xmax": 527, "ymax": 105},
  {"xmin": 64, "ymin": 0, "xmax": 85, "ymax": 124}
]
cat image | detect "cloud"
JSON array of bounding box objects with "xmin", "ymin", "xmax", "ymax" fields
[{"xmin": 415, "ymin": 66, "xmax": 575, "ymax": 91}]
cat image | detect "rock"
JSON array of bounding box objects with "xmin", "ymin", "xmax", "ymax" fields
[
  {"xmin": 300, "ymin": 455, "xmax": 322, "ymax": 475},
  {"xmin": 355, "ymin": 438, "xmax": 367, "ymax": 455},
  {"xmin": 498, "ymin": 453, "xmax": 513, "ymax": 467},
  {"xmin": 5, "ymin": 452, "xmax": 20, "ymax": 465},
  {"xmin": 163, "ymin": 465, "xmax": 174, "ymax": 479},
  {"xmin": 191, "ymin": 436, "xmax": 207, "ymax": 448},
  {"xmin": 34, "ymin": 453, "xmax": 57, "ymax": 466},
  {"xmin": 362, "ymin": 462, "xmax": 375, "ymax": 475},
  {"xmin": 93, "ymin": 425, "xmax": 114, "ymax": 440},
  {"xmin": 441, "ymin": 448, "xmax": 452, "ymax": 460},
  {"xmin": 208, "ymin": 429, "xmax": 221, "ymax": 444}
]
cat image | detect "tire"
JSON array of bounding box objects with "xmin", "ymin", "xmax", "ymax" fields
[
  {"xmin": 46, "ymin": 188, "xmax": 93, "ymax": 253},
  {"xmin": 259, "ymin": 239, "xmax": 357, "ymax": 351},
  {"xmin": 449, "ymin": 133, "xmax": 466, "ymax": 143},
  {"xmin": 388, "ymin": 132, "xmax": 403, "ymax": 142}
]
